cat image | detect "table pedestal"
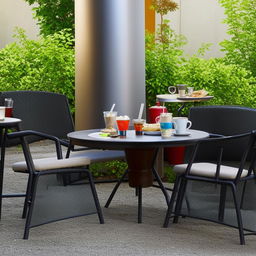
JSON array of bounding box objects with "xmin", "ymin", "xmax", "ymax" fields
[
  {"xmin": 105, "ymin": 147, "xmax": 170, "ymax": 223},
  {"xmin": 125, "ymin": 148, "xmax": 155, "ymax": 188}
]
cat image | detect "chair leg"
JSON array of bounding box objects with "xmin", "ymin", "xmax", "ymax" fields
[
  {"xmin": 152, "ymin": 167, "xmax": 170, "ymax": 204},
  {"xmin": 23, "ymin": 174, "xmax": 38, "ymax": 240},
  {"xmin": 173, "ymin": 178, "xmax": 187, "ymax": 224},
  {"xmin": 105, "ymin": 169, "xmax": 128, "ymax": 208},
  {"xmin": 87, "ymin": 171, "xmax": 104, "ymax": 224},
  {"xmin": 163, "ymin": 176, "xmax": 181, "ymax": 228},
  {"xmin": 137, "ymin": 186, "xmax": 142, "ymax": 223},
  {"xmin": 231, "ymin": 184, "xmax": 245, "ymax": 245},
  {"xmin": 218, "ymin": 184, "xmax": 227, "ymax": 222},
  {"xmin": 22, "ymin": 173, "xmax": 33, "ymax": 219}
]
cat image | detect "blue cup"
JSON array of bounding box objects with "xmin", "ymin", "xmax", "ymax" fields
[{"xmin": 160, "ymin": 122, "xmax": 173, "ymax": 138}]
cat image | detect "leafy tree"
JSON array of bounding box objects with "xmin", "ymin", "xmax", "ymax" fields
[
  {"xmin": 219, "ymin": 0, "xmax": 256, "ymax": 77},
  {"xmin": 146, "ymin": 0, "xmax": 186, "ymax": 107},
  {"xmin": 146, "ymin": 0, "xmax": 256, "ymax": 114},
  {"xmin": 24, "ymin": 0, "xmax": 74, "ymax": 36}
]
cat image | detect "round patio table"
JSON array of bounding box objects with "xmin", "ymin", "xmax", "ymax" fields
[
  {"xmin": 157, "ymin": 94, "xmax": 214, "ymax": 115},
  {"xmin": 67, "ymin": 129, "xmax": 209, "ymax": 223}
]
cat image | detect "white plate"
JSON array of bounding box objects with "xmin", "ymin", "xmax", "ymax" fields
[
  {"xmin": 177, "ymin": 96, "xmax": 214, "ymax": 100},
  {"xmin": 173, "ymin": 132, "xmax": 191, "ymax": 136},
  {"xmin": 156, "ymin": 94, "xmax": 178, "ymax": 100},
  {"xmin": 144, "ymin": 131, "xmax": 161, "ymax": 136}
]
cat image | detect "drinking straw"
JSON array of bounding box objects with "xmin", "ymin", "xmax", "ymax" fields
[
  {"xmin": 110, "ymin": 103, "xmax": 115, "ymax": 113},
  {"xmin": 162, "ymin": 102, "xmax": 165, "ymax": 113},
  {"xmin": 138, "ymin": 103, "xmax": 144, "ymax": 120}
]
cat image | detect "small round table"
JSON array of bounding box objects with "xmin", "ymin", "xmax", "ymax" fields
[
  {"xmin": 157, "ymin": 94, "xmax": 214, "ymax": 115},
  {"xmin": 68, "ymin": 129, "xmax": 209, "ymax": 223},
  {"xmin": 0, "ymin": 117, "xmax": 22, "ymax": 219}
]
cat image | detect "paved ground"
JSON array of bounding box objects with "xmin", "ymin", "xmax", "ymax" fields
[{"xmin": 1, "ymin": 141, "xmax": 256, "ymax": 255}]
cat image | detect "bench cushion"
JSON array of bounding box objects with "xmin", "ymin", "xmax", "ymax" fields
[
  {"xmin": 13, "ymin": 157, "xmax": 91, "ymax": 172},
  {"xmin": 173, "ymin": 162, "xmax": 248, "ymax": 180}
]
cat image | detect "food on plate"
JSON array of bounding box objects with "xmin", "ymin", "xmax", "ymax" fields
[
  {"xmin": 142, "ymin": 123, "xmax": 160, "ymax": 132},
  {"xmin": 191, "ymin": 89, "xmax": 208, "ymax": 98},
  {"xmin": 100, "ymin": 128, "xmax": 116, "ymax": 133}
]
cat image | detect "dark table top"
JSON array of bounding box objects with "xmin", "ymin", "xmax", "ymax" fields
[{"xmin": 68, "ymin": 129, "xmax": 209, "ymax": 150}]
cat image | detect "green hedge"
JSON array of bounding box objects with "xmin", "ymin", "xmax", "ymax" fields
[
  {"xmin": 0, "ymin": 28, "xmax": 75, "ymax": 111},
  {"xmin": 146, "ymin": 27, "xmax": 256, "ymax": 116}
]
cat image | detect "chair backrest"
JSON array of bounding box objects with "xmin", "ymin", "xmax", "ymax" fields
[
  {"xmin": 0, "ymin": 91, "xmax": 74, "ymax": 145},
  {"xmin": 188, "ymin": 105, "xmax": 256, "ymax": 161}
]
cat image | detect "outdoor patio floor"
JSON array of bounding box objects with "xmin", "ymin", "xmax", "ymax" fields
[{"xmin": 1, "ymin": 141, "xmax": 256, "ymax": 255}]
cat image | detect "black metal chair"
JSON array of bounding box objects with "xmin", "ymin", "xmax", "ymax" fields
[
  {"xmin": 0, "ymin": 91, "xmax": 124, "ymax": 158},
  {"xmin": 164, "ymin": 131, "xmax": 256, "ymax": 245},
  {"xmin": 8, "ymin": 130, "xmax": 104, "ymax": 239},
  {"xmin": 0, "ymin": 91, "xmax": 125, "ymax": 218},
  {"xmin": 186, "ymin": 105, "xmax": 256, "ymax": 161}
]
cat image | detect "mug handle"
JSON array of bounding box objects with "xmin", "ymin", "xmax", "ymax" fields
[
  {"xmin": 168, "ymin": 86, "xmax": 176, "ymax": 94},
  {"xmin": 187, "ymin": 120, "xmax": 192, "ymax": 129},
  {"xmin": 155, "ymin": 116, "xmax": 160, "ymax": 123}
]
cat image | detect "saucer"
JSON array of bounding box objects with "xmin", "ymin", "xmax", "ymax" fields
[{"xmin": 173, "ymin": 132, "xmax": 191, "ymax": 136}]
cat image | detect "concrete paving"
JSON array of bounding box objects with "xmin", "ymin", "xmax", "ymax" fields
[{"xmin": 1, "ymin": 141, "xmax": 256, "ymax": 255}]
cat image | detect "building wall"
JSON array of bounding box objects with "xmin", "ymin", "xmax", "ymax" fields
[
  {"xmin": 156, "ymin": 0, "xmax": 229, "ymax": 58},
  {"xmin": 0, "ymin": 0, "xmax": 228, "ymax": 57},
  {"xmin": 0, "ymin": 0, "xmax": 39, "ymax": 48}
]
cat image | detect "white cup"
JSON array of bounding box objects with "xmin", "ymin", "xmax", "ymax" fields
[
  {"xmin": 173, "ymin": 117, "xmax": 192, "ymax": 134},
  {"xmin": 178, "ymin": 89, "xmax": 186, "ymax": 97},
  {"xmin": 156, "ymin": 113, "xmax": 173, "ymax": 138},
  {"xmin": 187, "ymin": 87, "xmax": 194, "ymax": 96},
  {"xmin": 0, "ymin": 106, "xmax": 5, "ymax": 121},
  {"xmin": 155, "ymin": 112, "xmax": 172, "ymax": 123},
  {"xmin": 168, "ymin": 86, "xmax": 176, "ymax": 94}
]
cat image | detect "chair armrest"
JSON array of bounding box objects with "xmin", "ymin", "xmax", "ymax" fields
[
  {"xmin": 7, "ymin": 130, "xmax": 63, "ymax": 159},
  {"xmin": 185, "ymin": 130, "xmax": 256, "ymax": 181}
]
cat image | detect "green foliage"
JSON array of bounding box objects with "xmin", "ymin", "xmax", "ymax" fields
[
  {"xmin": 179, "ymin": 57, "xmax": 256, "ymax": 108},
  {"xmin": 146, "ymin": 1, "xmax": 256, "ymax": 114},
  {"xmin": 219, "ymin": 0, "xmax": 256, "ymax": 77},
  {"xmin": 25, "ymin": 0, "xmax": 74, "ymax": 36},
  {"xmin": 164, "ymin": 165, "xmax": 176, "ymax": 183},
  {"xmin": 145, "ymin": 24, "xmax": 186, "ymax": 108},
  {"xmin": 89, "ymin": 160, "xmax": 127, "ymax": 179},
  {"xmin": 0, "ymin": 28, "xmax": 75, "ymax": 111}
]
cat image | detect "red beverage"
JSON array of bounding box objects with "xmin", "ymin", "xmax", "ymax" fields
[
  {"xmin": 116, "ymin": 116, "xmax": 130, "ymax": 136},
  {"xmin": 5, "ymin": 107, "xmax": 13, "ymax": 117},
  {"xmin": 116, "ymin": 120, "xmax": 130, "ymax": 131}
]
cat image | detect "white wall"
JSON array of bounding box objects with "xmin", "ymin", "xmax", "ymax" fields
[
  {"xmin": 1, "ymin": 0, "xmax": 228, "ymax": 58},
  {"xmin": 0, "ymin": 0, "xmax": 39, "ymax": 48},
  {"xmin": 156, "ymin": 0, "xmax": 229, "ymax": 58}
]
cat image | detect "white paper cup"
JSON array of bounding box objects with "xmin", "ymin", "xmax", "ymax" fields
[{"xmin": 0, "ymin": 106, "xmax": 6, "ymax": 121}]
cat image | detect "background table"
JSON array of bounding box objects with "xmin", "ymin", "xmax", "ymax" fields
[
  {"xmin": 68, "ymin": 129, "xmax": 209, "ymax": 222},
  {"xmin": 156, "ymin": 94, "xmax": 213, "ymax": 115},
  {"xmin": 0, "ymin": 118, "xmax": 21, "ymax": 219}
]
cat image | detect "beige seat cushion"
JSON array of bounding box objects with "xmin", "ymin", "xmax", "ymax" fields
[
  {"xmin": 69, "ymin": 150, "xmax": 125, "ymax": 163},
  {"xmin": 173, "ymin": 162, "xmax": 248, "ymax": 180},
  {"xmin": 13, "ymin": 157, "xmax": 91, "ymax": 172}
]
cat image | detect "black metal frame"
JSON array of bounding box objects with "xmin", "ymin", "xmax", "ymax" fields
[
  {"xmin": 0, "ymin": 122, "xmax": 25, "ymax": 220},
  {"xmin": 7, "ymin": 130, "xmax": 104, "ymax": 239},
  {"xmin": 163, "ymin": 130, "xmax": 256, "ymax": 245},
  {"xmin": 104, "ymin": 148, "xmax": 170, "ymax": 223}
]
